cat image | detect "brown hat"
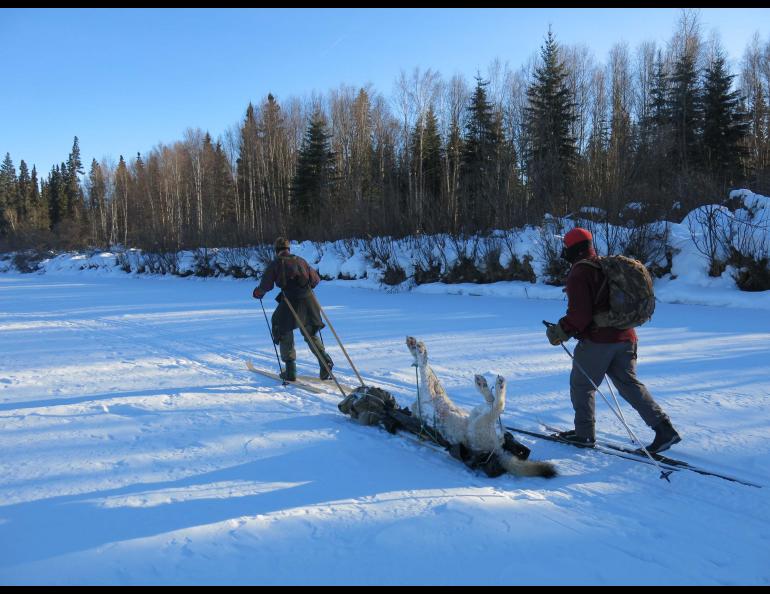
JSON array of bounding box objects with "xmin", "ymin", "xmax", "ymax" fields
[{"xmin": 274, "ymin": 237, "xmax": 290, "ymax": 251}]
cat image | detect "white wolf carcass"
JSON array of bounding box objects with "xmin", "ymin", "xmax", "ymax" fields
[
  {"xmin": 338, "ymin": 337, "xmax": 556, "ymax": 479},
  {"xmin": 406, "ymin": 336, "xmax": 556, "ymax": 479}
]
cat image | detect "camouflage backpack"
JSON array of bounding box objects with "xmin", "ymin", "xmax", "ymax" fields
[
  {"xmin": 338, "ymin": 386, "xmax": 397, "ymax": 426},
  {"xmin": 578, "ymin": 255, "xmax": 656, "ymax": 329}
]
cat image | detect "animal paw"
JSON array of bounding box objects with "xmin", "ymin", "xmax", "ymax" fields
[
  {"xmin": 406, "ymin": 336, "xmax": 417, "ymax": 352},
  {"xmin": 405, "ymin": 336, "xmax": 428, "ymax": 365},
  {"xmin": 495, "ymin": 375, "xmax": 506, "ymax": 393},
  {"xmin": 406, "ymin": 336, "xmax": 418, "ymax": 361},
  {"xmin": 474, "ymin": 374, "xmax": 494, "ymax": 403},
  {"xmin": 493, "ymin": 375, "xmax": 507, "ymax": 411}
]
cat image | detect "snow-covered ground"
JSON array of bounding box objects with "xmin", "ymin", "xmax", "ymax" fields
[{"xmin": 1, "ymin": 271, "xmax": 769, "ymax": 585}]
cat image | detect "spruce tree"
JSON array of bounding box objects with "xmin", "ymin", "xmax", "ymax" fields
[
  {"xmin": 650, "ymin": 52, "xmax": 671, "ymax": 128},
  {"xmin": 212, "ymin": 141, "xmax": 236, "ymax": 232},
  {"xmin": 114, "ymin": 155, "xmax": 129, "ymax": 245},
  {"xmin": 47, "ymin": 165, "xmax": 66, "ymax": 228},
  {"xmin": 421, "ymin": 106, "xmax": 443, "ymax": 214},
  {"xmin": 290, "ymin": 112, "xmax": 336, "ymax": 232},
  {"xmin": 637, "ymin": 52, "xmax": 670, "ymax": 160},
  {"xmin": 461, "ymin": 76, "xmax": 502, "ymax": 229},
  {"xmin": 703, "ymin": 50, "xmax": 750, "ymax": 187},
  {"xmin": 64, "ymin": 137, "xmax": 85, "ymax": 221},
  {"xmin": 410, "ymin": 104, "xmax": 443, "ymax": 230},
  {"xmin": 17, "ymin": 160, "xmax": 30, "ymax": 225},
  {"xmin": 0, "ymin": 153, "xmax": 17, "ymax": 234},
  {"xmin": 30, "ymin": 165, "xmax": 45, "ymax": 229},
  {"xmin": 668, "ymin": 50, "xmax": 702, "ymax": 171},
  {"xmin": 525, "ymin": 29, "xmax": 577, "ymax": 218}
]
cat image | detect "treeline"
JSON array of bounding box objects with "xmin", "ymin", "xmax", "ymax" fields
[{"xmin": 1, "ymin": 13, "xmax": 769, "ymax": 253}]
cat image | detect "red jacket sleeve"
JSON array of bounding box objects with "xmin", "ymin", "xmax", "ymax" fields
[{"xmin": 559, "ymin": 264, "xmax": 594, "ymax": 335}]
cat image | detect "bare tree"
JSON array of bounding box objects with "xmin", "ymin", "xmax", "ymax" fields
[
  {"xmin": 394, "ymin": 67, "xmax": 442, "ymax": 227},
  {"xmin": 563, "ymin": 43, "xmax": 596, "ymax": 155},
  {"xmin": 439, "ymin": 73, "xmax": 468, "ymax": 230}
]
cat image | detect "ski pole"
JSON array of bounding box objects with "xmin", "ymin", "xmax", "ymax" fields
[
  {"xmin": 260, "ymin": 298, "xmax": 286, "ymax": 385},
  {"xmin": 605, "ymin": 374, "xmax": 632, "ymax": 440},
  {"xmin": 283, "ymin": 295, "xmax": 348, "ymax": 399},
  {"xmin": 310, "ymin": 290, "xmax": 365, "ymax": 387},
  {"xmin": 542, "ymin": 320, "xmax": 672, "ymax": 482}
]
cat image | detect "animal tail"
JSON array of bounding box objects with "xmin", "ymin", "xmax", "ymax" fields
[{"xmin": 500, "ymin": 452, "xmax": 558, "ymax": 478}]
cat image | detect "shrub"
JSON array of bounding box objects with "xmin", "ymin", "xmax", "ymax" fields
[
  {"xmin": 730, "ymin": 249, "xmax": 770, "ymax": 292},
  {"xmin": 382, "ymin": 264, "xmax": 406, "ymax": 285},
  {"xmin": 443, "ymin": 256, "xmax": 482, "ymax": 284},
  {"xmin": 193, "ymin": 249, "xmax": 217, "ymax": 277},
  {"xmin": 414, "ymin": 261, "xmax": 442, "ymax": 285},
  {"xmin": 507, "ymin": 254, "xmax": 537, "ymax": 283},
  {"xmin": 116, "ymin": 253, "xmax": 133, "ymax": 273},
  {"xmin": 363, "ymin": 237, "xmax": 406, "ymax": 286},
  {"xmin": 12, "ymin": 250, "xmax": 46, "ymax": 273},
  {"xmin": 542, "ymin": 257, "xmax": 570, "ymax": 286}
]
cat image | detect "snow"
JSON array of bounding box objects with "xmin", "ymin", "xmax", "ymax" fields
[
  {"xmin": 0, "ymin": 270, "xmax": 769, "ymax": 585},
  {"xmin": 316, "ymin": 246, "xmax": 345, "ymax": 279},
  {"xmin": 1, "ymin": 191, "xmax": 769, "ymax": 584}
]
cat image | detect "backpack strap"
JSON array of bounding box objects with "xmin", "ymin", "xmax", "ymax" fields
[
  {"xmin": 574, "ymin": 258, "xmax": 601, "ymax": 270},
  {"xmin": 574, "ymin": 258, "xmax": 608, "ymax": 306},
  {"xmin": 277, "ymin": 255, "xmax": 290, "ymax": 288},
  {"xmin": 277, "ymin": 254, "xmax": 310, "ymax": 291}
]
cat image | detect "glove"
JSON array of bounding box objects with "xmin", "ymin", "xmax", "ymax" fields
[
  {"xmin": 253, "ymin": 287, "xmax": 265, "ymax": 300},
  {"xmin": 546, "ymin": 323, "xmax": 570, "ymax": 346}
]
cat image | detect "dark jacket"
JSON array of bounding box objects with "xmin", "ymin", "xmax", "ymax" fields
[
  {"xmin": 559, "ymin": 252, "xmax": 637, "ymax": 344},
  {"xmin": 257, "ymin": 253, "xmax": 320, "ymax": 298},
  {"xmin": 257, "ymin": 253, "xmax": 324, "ymax": 337}
]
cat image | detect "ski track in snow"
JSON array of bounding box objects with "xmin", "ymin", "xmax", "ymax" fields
[{"xmin": 0, "ymin": 273, "xmax": 768, "ymax": 585}]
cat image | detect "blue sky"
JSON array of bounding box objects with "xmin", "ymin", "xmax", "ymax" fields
[{"xmin": 1, "ymin": 8, "xmax": 768, "ymax": 178}]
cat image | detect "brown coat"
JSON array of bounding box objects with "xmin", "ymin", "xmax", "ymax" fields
[
  {"xmin": 257, "ymin": 253, "xmax": 320, "ymax": 299},
  {"xmin": 256, "ymin": 253, "xmax": 324, "ymax": 337}
]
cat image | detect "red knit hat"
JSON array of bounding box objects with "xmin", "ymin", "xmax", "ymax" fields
[{"xmin": 563, "ymin": 227, "xmax": 593, "ymax": 248}]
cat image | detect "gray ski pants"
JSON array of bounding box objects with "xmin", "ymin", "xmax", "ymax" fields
[{"xmin": 570, "ymin": 339, "xmax": 669, "ymax": 440}]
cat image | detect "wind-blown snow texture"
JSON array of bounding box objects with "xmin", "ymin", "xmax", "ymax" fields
[{"xmin": 1, "ymin": 271, "xmax": 768, "ymax": 585}]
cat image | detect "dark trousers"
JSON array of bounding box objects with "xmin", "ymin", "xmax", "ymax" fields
[
  {"xmin": 570, "ymin": 339, "xmax": 669, "ymax": 440},
  {"xmin": 278, "ymin": 329, "xmax": 329, "ymax": 366}
]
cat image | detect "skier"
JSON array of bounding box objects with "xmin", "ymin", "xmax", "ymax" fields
[
  {"xmin": 545, "ymin": 227, "xmax": 681, "ymax": 454},
  {"xmin": 252, "ymin": 237, "xmax": 334, "ymax": 382}
]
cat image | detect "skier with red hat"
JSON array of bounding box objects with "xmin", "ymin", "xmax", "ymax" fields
[{"xmin": 546, "ymin": 227, "xmax": 681, "ymax": 454}]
